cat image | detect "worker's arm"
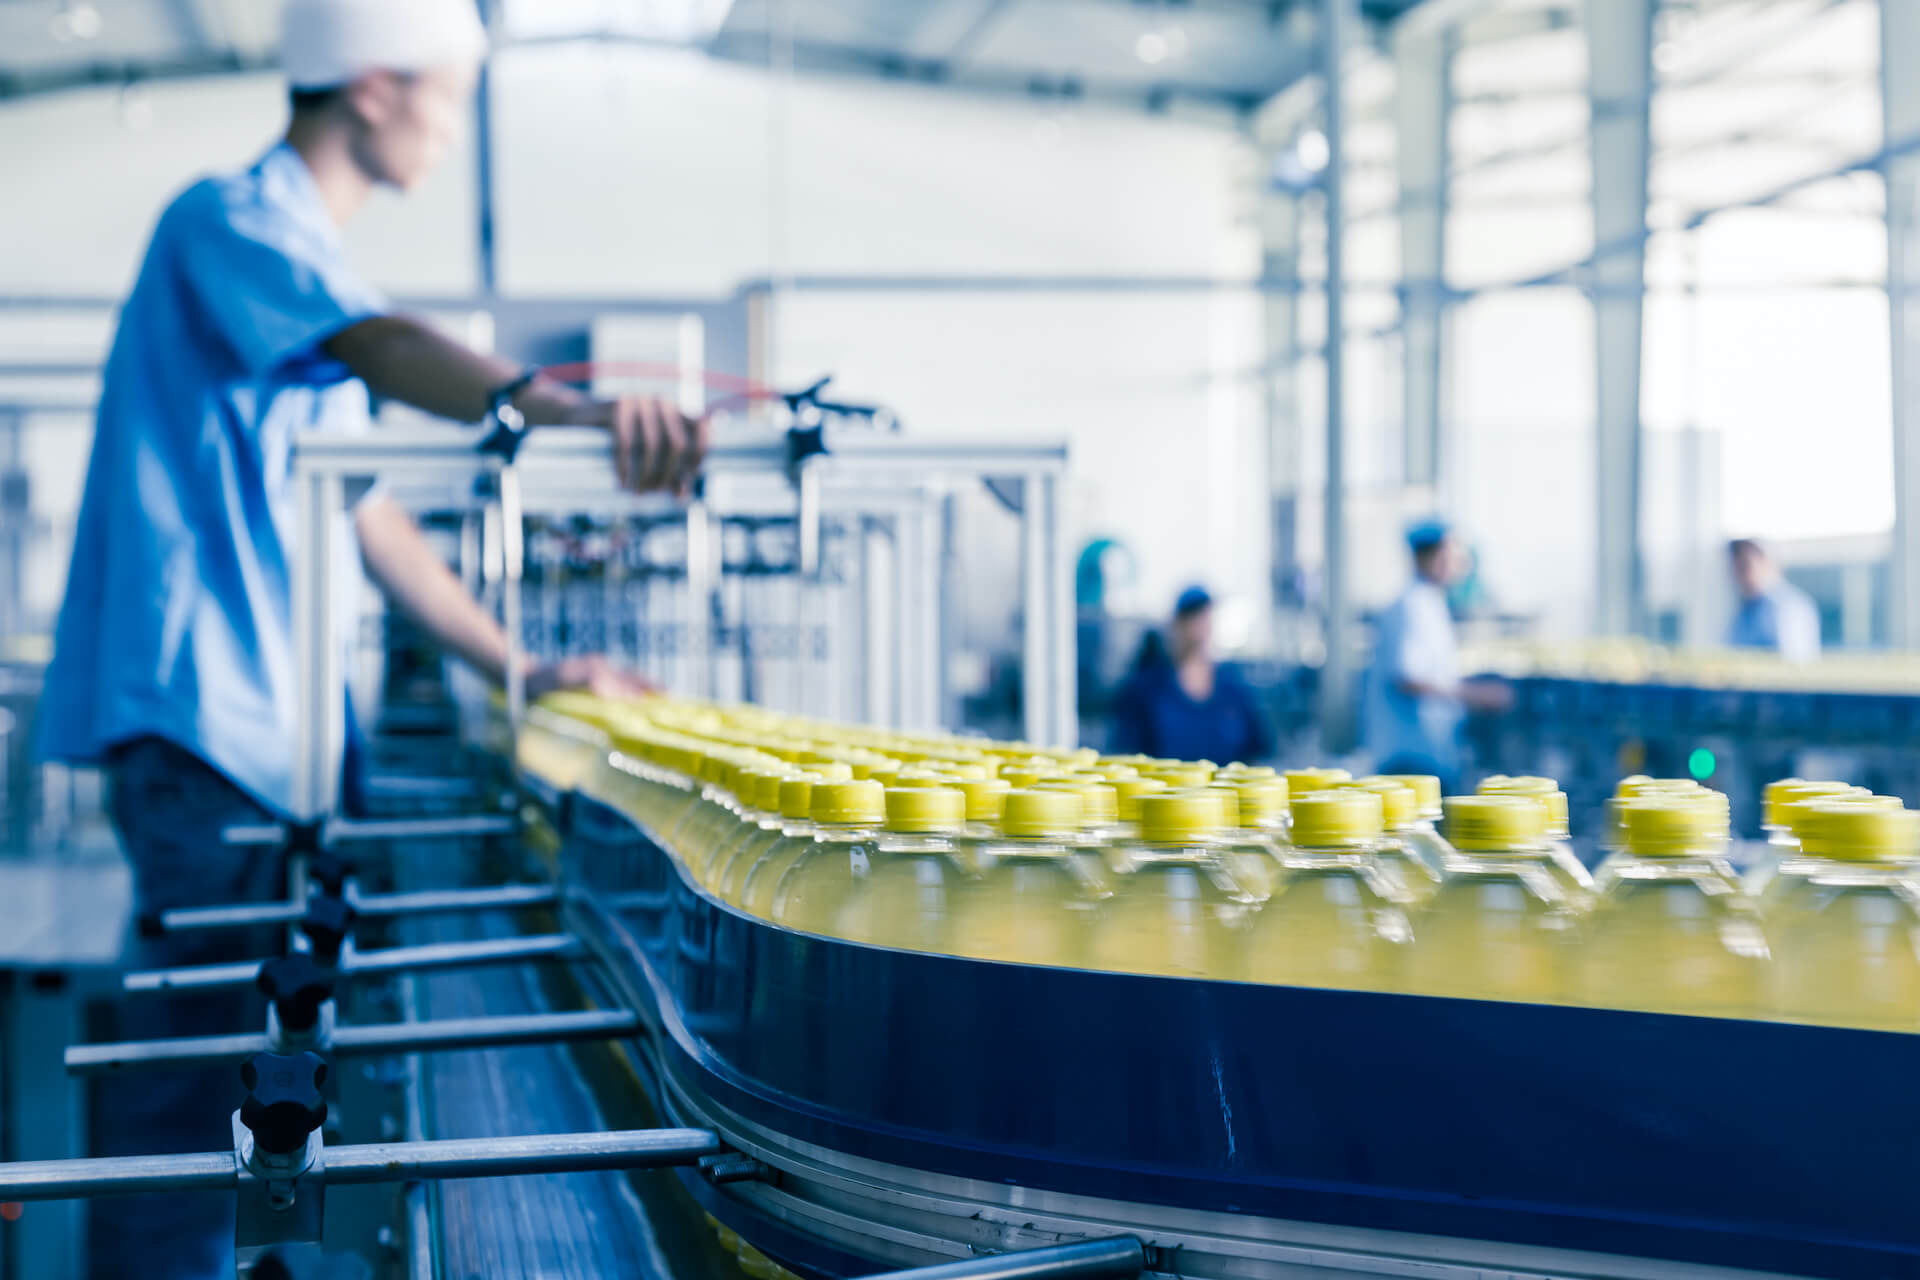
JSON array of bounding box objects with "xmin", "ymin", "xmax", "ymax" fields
[
  {"xmin": 323, "ymin": 314, "xmax": 709, "ymax": 497},
  {"xmin": 353, "ymin": 494, "xmax": 652, "ymax": 699}
]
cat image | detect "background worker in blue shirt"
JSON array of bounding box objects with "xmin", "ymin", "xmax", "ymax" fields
[
  {"xmin": 1109, "ymin": 586, "xmax": 1275, "ymax": 765},
  {"xmin": 36, "ymin": 2, "xmax": 702, "ymax": 1274},
  {"xmin": 1364, "ymin": 521, "xmax": 1509, "ymax": 790},
  {"xmin": 1727, "ymin": 537, "xmax": 1822, "ymax": 662}
]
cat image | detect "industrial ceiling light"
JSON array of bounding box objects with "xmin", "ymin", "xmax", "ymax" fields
[{"xmin": 50, "ymin": 1, "xmax": 104, "ymax": 42}]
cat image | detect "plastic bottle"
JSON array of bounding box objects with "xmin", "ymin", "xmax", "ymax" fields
[
  {"xmin": 1087, "ymin": 791, "xmax": 1249, "ymax": 979},
  {"xmin": 1476, "ymin": 775, "xmax": 1594, "ymax": 903},
  {"xmin": 829, "ymin": 787, "xmax": 972, "ymax": 953},
  {"xmin": 713, "ymin": 764, "xmax": 851, "ymax": 908},
  {"xmin": 949, "ymin": 789, "xmax": 1103, "ymax": 966},
  {"xmin": 1373, "ymin": 774, "xmax": 1449, "ymax": 872},
  {"xmin": 1336, "ymin": 779, "xmax": 1442, "ymax": 904},
  {"xmin": 694, "ymin": 768, "xmax": 787, "ymax": 889},
  {"xmin": 755, "ymin": 780, "xmax": 884, "ymax": 926},
  {"xmin": 1030, "ymin": 778, "xmax": 1121, "ymax": 893},
  {"xmin": 1578, "ymin": 794, "xmax": 1769, "ymax": 1018},
  {"xmin": 1108, "ymin": 776, "xmax": 1171, "ymax": 854},
  {"xmin": 1211, "ymin": 775, "xmax": 1290, "ymax": 903},
  {"xmin": 1244, "ymin": 790, "xmax": 1412, "ymax": 991},
  {"xmin": 1402, "ymin": 795, "xmax": 1580, "ymax": 1004},
  {"xmin": 1760, "ymin": 792, "xmax": 1904, "ymax": 921},
  {"xmin": 1748, "ymin": 778, "xmax": 1857, "ymax": 895},
  {"xmin": 1767, "ymin": 801, "xmax": 1920, "ymax": 1030}
]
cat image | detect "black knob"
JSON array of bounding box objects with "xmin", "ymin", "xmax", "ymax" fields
[
  {"xmin": 300, "ymin": 897, "xmax": 356, "ymax": 968},
  {"xmin": 284, "ymin": 820, "xmax": 326, "ymax": 858},
  {"xmin": 307, "ymin": 851, "xmax": 354, "ymax": 898},
  {"xmin": 240, "ymin": 1051, "xmax": 328, "ymax": 1156},
  {"xmin": 256, "ymin": 954, "xmax": 334, "ymax": 1034}
]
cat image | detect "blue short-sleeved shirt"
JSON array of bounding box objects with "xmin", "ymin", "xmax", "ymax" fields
[
  {"xmin": 1729, "ymin": 582, "xmax": 1822, "ymax": 662},
  {"xmin": 1363, "ymin": 580, "xmax": 1464, "ymax": 776},
  {"xmin": 38, "ymin": 143, "xmax": 388, "ymax": 815}
]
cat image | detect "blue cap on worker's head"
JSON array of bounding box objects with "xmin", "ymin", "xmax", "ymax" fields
[
  {"xmin": 1406, "ymin": 519, "xmax": 1450, "ymax": 554},
  {"xmin": 1174, "ymin": 586, "xmax": 1213, "ymax": 618}
]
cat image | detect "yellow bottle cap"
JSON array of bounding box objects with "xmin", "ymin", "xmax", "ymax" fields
[
  {"xmin": 1477, "ymin": 776, "xmax": 1570, "ymax": 837},
  {"xmin": 1143, "ymin": 763, "xmax": 1214, "ymax": 788},
  {"xmin": 1000, "ymin": 788, "xmax": 1083, "ymax": 839},
  {"xmin": 1227, "ymin": 776, "xmax": 1288, "ymax": 826},
  {"xmin": 1620, "ymin": 796, "xmax": 1718, "ymax": 856},
  {"xmin": 1113, "ymin": 776, "xmax": 1171, "ymax": 823},
  {"xmin": 883, "ymin": 786, "xmax": 965, "ymax": 833},
  {"xmin": 1797, "ymin": 801, "xmax": 1920, "ymax": 861},
  {"xmin": 1615, "ymin": 775, "xmax": 1699, "ymax": 799},
  {"xmin": 1217, "ymin": 763, "xmax": 1278, "ymax": 780},
  {"xmin": 1138, "ymin": 790, "xmax": 1229, "ymax": 844},
  {"xmin": 741, "ymin": 769, "xmax": 789, "ymax": 812},
  {"xmin": 1444, "ymin": 794, "xmax": 1548, "ymax": 852},
  {"xmin": 1206, "ymin": 786, "xmax": 1242, "ymax": 829},
  {"xmin": 778, "ymin": 773, "xmax": 825, "ymax": 820},
  {"xmin": 1337, "ymin": 779, "xmax": 1417, "ymax": 830},
  {"xmin": 1375, "ymin": 774, "xmax": 1442, "ymax": 819},
  {"xmin": 811, "ymin": 779, "xmax": 886, "ymax": 825},
  {"xmin": 1091, "ymin": 763, "xmax": 1140, "ymax": 782},
  {"xmin": 1000, "ymin": 765, "xmax": 1063, "ymax": 789},
  {"xmin": 930, "ymin": 761, "xmax": 990, "ymax": 781},
  {"xmin": 1098, "ymin": 754, "xmax": 1156, "ymax": 768},
  {"xmin": 1284, "ymin": 768, "xmax": 1352, "ymax": 801},
  {"xmin": 1290, "ymin": 790, "xmax": 1384, "ymax": 847},
  {"xmin": 1032, "ymin": 778, "xmax": 1118, "ymax": 826},
  {"xmin": 1783, "ymin": 790, "xmax": 1894, "ymax": 838},
  {"xmin": 1763, "ymin": 778, "xmax": 1855, "ymax": 829},
  {"xmin": 954, "ymin": 777, "xmax": 1012, "ymax": 823}
]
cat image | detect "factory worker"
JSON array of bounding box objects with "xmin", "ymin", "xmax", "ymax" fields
[
  {"xmin": 1727, "ymin": 538, "xmax": 1821, "ymax": 662},
  {"xmin": 1363, "ymin": 521, "xmax": 1508, "ymax": 790},
  {"xmin": 37, "ymin": 1, "xmax": 701, "ymax": 1274},
  {"xmin": 1109, "ymin": 586, "xmax": 1275, "ymax": 764}
]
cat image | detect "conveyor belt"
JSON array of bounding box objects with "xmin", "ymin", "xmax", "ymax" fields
[{"xmin": 402, "ymin": 839, "xmax": 686, "ymax": 1279}]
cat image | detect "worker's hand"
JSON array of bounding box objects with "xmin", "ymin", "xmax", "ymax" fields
[
  {"xmin": 1461, "ymin": 677, "xmax": 1514, "ymax": 715},
  {"xmin": 568, "ymin": 396, "xmax": 708, "ymax": 499},
  {"xmin": 524, "ymin": 655, "xmax": 659, "ymax": 702}
]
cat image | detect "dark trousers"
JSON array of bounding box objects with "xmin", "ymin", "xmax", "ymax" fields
[{"xmin": 91, "ymin": 737, "xmax": 281, "ymax": 1280}]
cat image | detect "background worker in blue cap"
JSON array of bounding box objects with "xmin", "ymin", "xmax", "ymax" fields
[
  {"xmin": 36, "ymin": 1, "xmax": 700, "ymax": 1274},
  {"xmin": 1109, "ymin": 586, "xmax": 1274, "ymax": 764},
  {"xmin": 1364, "ymin": 521, "xmax": 1508, "ymax": 789}
]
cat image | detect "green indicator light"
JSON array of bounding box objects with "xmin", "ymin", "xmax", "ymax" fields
[{"xmin": 1688, "ymin": 748, "xmax": 1717, "ymax": 781}]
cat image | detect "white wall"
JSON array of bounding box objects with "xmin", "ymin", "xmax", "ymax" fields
[{"xmin": 0, "ymin": 45, "xmax": 1271, "ymax": 652}]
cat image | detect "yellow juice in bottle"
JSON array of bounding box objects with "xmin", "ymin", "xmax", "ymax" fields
[
  {"xmin": 762, "ymin": 780, "xmax": 885, "ymax": 929},
  {"xmin": 949, "ymin": 789, "xmax": 1102, "ymax": 966},
  {"xmin": 832, "ymin": 787, "xmax": 972, "ymax": 954},
  {"xmin": 1244, "ymin": 790, "xmax": 1411, "ymax": 991},
  {"xmin": 1403, "ymin": 795, "xmax": 1579, "ymax": 1004},
  {"xmin": 1579, "ymin": 794, "xmax": 1768, "ymax": 1018},
  {"xmin": 1087, "ymin": 791, "xmax": 1249, "ymax": 978},
  {"xmin": 1767, "ymin": 801, "xmax": 1920, "ymax": 1031}
]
